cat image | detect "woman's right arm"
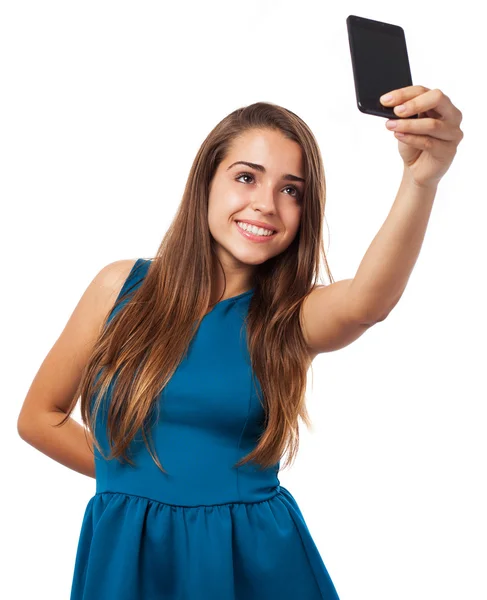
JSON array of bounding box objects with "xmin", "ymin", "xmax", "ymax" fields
[{"xmin": 16, "ymin": 259, "xmax": 137, "ymax": 478}]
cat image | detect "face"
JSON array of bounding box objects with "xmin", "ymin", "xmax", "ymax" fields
[{"xmin": 207, "ymin": 128, "xmax": 304, "ymax": 289}]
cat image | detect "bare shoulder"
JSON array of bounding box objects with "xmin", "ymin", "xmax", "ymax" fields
[
  {"xmin": 83, "ymin": 258, "xmax": 140, "ymax": 326},
  {"xmin": 97, "ymin": 258, "xmax": 139, "ymax": 305},
  {"xmin": 299, "ymin": 279, "xmax": 374, "ymax": 360}
]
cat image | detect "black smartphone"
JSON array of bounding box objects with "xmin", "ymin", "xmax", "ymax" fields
[{"xmin": 347, "ymin": 15, "xmax": 418, "ymax": 120}]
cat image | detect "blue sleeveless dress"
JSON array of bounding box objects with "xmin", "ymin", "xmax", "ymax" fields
[{"xmin": 70, "ymin": 258, "xmax": 340, "ymax": 600}]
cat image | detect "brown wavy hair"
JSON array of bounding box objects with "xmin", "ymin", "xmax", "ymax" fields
[{"xmin": 56, "ymin": 101, "xmax": 334, "ymax": 473}]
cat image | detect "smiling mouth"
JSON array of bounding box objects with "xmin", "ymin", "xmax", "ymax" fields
[{"xmin": 235, "ymin": 221, "xmax": 277, "ymax": 242}]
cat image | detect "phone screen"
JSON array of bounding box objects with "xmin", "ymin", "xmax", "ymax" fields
[{"xmin": 347, "ymin": 15, "xmax": 417, "ymax": 119}]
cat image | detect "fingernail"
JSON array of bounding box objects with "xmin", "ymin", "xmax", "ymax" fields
[
  {"xmin": 381, "ymin": 93, "xmax": 393, "ymax": 103},
  {"xmin": 396, "ymin": 104, "xmax": 406, "ymax": 113}
]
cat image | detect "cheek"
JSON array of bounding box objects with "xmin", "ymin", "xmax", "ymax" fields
[
  {"xmin": 282, "ymin": 206, "xmax": 302, "ymax": 231},
  {"xmin": 207, "ymin": 201, "xmax": 222, "ymax": 237},
  {"xmin": 209, "ymin": 192, "xmax": 248, "ymax": 224},
  {"xmin": 207, "ymin": 197, "xmax": 237, "ymax": 237}
]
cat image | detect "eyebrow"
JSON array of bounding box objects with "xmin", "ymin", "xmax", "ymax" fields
[{"xmin": 226, "ymin": 161, "xmax": 305, "ymax": 184}]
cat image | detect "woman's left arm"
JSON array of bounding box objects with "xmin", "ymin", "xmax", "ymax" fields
[
  {"xmin": 301, "ymin": 87, "xmax": 464, "ymax": 354},
  {"xmin": 349, "ymin": 85, "xmax": 464, "ymax": 322}
]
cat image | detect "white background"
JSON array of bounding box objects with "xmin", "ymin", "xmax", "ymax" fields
[{"xmin": 2, "ymin": 2, "xmax": 484, "ymax": 599}]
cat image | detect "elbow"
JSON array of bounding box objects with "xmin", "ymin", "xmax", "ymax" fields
[
  {"xmin": 356, "ymin": 299, "xmax": 399, "ymax": 326},
  {"xmin": 357, "ymin": 308, "xmax": 391, "ymax": 326},
  {"xmin": 17, "ymin": 413, "xmax": 34, "ymax": 441},
  {"xmin": 17, "ymin": 417, "xmax": 29, "ymax": 440},
  {"xmin": 373, "ymin": 311, "xmax": 390, "ymax": 324}
]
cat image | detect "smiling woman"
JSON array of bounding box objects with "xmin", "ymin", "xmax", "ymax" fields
[{"xmin": 18, "ymin": 101, "xmax": 342, "ymax": 600}]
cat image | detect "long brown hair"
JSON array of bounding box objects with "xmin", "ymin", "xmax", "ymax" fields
[{"xmin": 57, "ymin": 101, "xmax": 334, "ymax": 473}]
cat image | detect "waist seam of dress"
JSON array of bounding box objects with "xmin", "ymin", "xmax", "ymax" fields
[{"xmin": 93, "ymin": 488, "xmax": 282, "ymax": 509}]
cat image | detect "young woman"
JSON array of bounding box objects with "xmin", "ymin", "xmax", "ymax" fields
[{"xmin": 17, "ymin": 86, "xmax": 463, "ymax": 599}]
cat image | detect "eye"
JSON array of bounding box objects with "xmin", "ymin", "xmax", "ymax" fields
[{"xmin": 235, "ymin": 172, "xmax": 301, "ymax": 199}]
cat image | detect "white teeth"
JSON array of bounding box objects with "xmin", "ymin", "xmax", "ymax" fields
[{"xmin": 236, "ymin": 221, "xmax": 274, "ymax": 236}]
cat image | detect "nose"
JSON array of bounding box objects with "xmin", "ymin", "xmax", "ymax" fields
[{"xmin": 251, "ymin": 186, "xmax": 278, "ymax": 213}]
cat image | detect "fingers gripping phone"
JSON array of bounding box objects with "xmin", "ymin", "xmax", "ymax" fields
[{"xmin": 347, "ymin": 15, "xmax": 419, "ymax": 120}]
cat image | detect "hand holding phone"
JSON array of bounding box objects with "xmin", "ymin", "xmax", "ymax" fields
[{"xmin": 347, "ymin": 15, "xmax": 419, "ymax": 120}]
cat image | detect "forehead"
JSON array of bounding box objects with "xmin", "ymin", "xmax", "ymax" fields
[{"xmin": 225, "ymin": 129, "xmax": 303, "ymax": 171}]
